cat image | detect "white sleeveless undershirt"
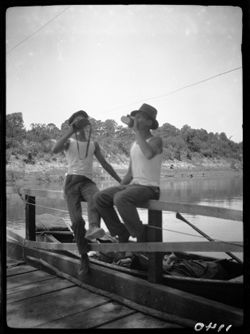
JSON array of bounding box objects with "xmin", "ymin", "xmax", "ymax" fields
[
  {"xmin": 64, "ymin": 138, "xmax": 95, "ymax": 178},
  {"xmin": 130, "ymin": 139, "xmax": 162, "ymax": 187}
]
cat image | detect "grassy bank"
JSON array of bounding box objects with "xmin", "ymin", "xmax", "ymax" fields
[{"xmin": 6, "ymin": 155, "xmax": 242, "ymax": 190}]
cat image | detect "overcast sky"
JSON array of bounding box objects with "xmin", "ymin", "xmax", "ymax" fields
[{"xmin": 6, "ymin": 5, "xmax": 242, "ymax": 142}]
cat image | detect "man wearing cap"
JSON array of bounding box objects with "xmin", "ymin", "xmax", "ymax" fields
[
  {"xmin": 94, "ymin": 104, "xmax": 163, "ymax": 246},
  {"xmin": 52, "ymin": 110, "xmax": 121, "ymax": 274}
]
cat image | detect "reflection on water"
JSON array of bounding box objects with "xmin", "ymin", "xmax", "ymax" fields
[
  {"xmin": 160, "ymin": 176, "xmax": 242, "ymax": 210},
  {"xmin": 7, "ymin": 174, "xmax": 243, "ymax": 259}
]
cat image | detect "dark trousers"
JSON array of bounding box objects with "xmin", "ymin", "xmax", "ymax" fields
[
  {"xmin": 64, "ymin": 174, "xmax": 100, "ymax": 255},
  {"xmin": 94, "ymin": 184, "xmax": 160, "ymax": 241}
]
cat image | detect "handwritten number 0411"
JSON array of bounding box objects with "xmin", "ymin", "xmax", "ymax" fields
[{"xmin": 194, "ymin": 323, "xmax": 232, "ymax": 332}]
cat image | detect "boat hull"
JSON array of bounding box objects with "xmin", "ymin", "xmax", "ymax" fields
[{"xmin": 35, "ymin": 230, "xmax": 244, "ymax": 307}]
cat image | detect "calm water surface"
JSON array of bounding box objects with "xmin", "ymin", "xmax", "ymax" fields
[{"xmin": 7, "ymin": 174, "xmax": 243, "ymax": 259}]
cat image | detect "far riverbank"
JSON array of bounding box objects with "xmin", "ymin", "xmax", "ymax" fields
[{"xmin": 6, "ymin": 156, "xmax": 242, "ymax": 190}]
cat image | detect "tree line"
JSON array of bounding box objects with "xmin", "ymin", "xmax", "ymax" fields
[{"xmin": 6, "ymin": 112, "xmax": 242, "ymax": 164}]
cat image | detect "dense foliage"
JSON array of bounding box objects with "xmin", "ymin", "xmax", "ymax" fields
[{"xmin": 6, "ymin": 112, "xmax": 242, "ymax": 164}]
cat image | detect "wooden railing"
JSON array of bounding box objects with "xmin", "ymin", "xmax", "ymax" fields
[{"xmin": 22, "ymin": 188, "xmax": 243, "ymax": 284}]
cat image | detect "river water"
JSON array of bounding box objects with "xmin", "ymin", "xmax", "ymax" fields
[{"xmin": 6, "ymin": 172, "xmax": 243, "ymax": 260}]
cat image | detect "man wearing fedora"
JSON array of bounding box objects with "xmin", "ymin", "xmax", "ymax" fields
[
  {"xmin": 94, "ymin": 103, "xmax": 163, "ymax": 247},
  {"xmin": 52, "ymin": 110, "xmax": 121, "ymax": 274}
]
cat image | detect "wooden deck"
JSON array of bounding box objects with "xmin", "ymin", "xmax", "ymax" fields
[
  {"xmin": 6, "ymin": 257, "xmax": 183, "ymax": 329},
  {"xmin": 6, "ymin": 187, "xmax": 243, "ymax": 329}
]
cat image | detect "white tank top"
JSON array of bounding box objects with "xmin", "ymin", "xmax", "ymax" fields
[
  {"xmin": 130, "ymin": 139, "xmax": 162, "ymax": 187},
  {"xmin": 64, "ymin": 138, "xmax": 95, "ymax": 178}
]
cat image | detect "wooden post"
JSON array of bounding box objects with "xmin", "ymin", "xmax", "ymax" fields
[
  {"xmin": 147, "ymin": 209, "xmax": 163, "ymax": 283},
  {"xmin": 25, "ymin": 195, "xmax": 36, "ymax": 241}
]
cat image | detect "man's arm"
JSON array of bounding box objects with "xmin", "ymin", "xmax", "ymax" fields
[
  {"xmin": 52, "ymin": 117, "xmax": 86, "ymax": 153},
  {"xmin": 94, "ymin": 142, "xmax": 121, "ymax": 183},
  {"xmin": 120, "ymin": 159, "xmax": 133, "ymax": 185},
  {"xmin": 52, "ymin": 127, "xmax": 73, "ymax": 153},
  {"xmin": 136, "ymin": 134, "xmax": 163, "ymax": 160},
  {"xmin": 134, "ymin": 118, "xmax": 163, "ymax": 159}
]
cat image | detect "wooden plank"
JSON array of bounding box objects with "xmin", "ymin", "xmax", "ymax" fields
[
  {"xmin": 24, "ymin": 239, "xmax": 243, "ymax": 253},
  {"xmin": 144, "ymin": 201, "xmax": 243, "ymax": 221},
  {"xmin": 7, "ymin": 264, "xmax": 38, "ymax": 277},
  {"xmin": 99, "ymin": 311, "xmax": 182, "ymax": 328},
  {"xmin": 21, "ymin": 188, "xmax": 242, "ymax": 221},
  {"xmin": 7, "ymin": 241, "xmax": 25, "ymax": 261},
  {"xmin": 89, "ymin": 257, "xmax": 145, "ymax": 279},
  {"xmin": 24, "ymin": 252, "xmax": 195, "ymax": 328},
  {"xmin": 7, "ymin": 270, "xmax": 54, "ymax": 290},
  {"xmin": 7, "ymin": 286, "xmax": 109, "ymax": 328},
  {"xmin": 6, "ymin": 257, "xmax": 25, "ymax": 266},
  {"xmin": 38, "ymin": 301, "xmax": 136, "ymax": 328},
  {"xmin": 7, "ymin": 277, "xmax": 74, "ymax": 302},
  {"xmin": 147, "ymin": 209, "xmax": 162, "ymax": 283},
  {"xmin": 7, "ymin": 229, "xmax": 25, "ymax": 244},
  {"xmin": 22, "ymin": 247, "xmax": 243, "ymax": 326},
  {"xmin": 25, "ymin": 195, "xmax": 36, "ymax": 241},
  {"xmin": 23, "ymin": 188, "xmax": 63, "ymax": 200}
]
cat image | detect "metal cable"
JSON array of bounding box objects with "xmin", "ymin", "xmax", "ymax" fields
[{"xmin": 147, "ymin": 224, "xmax": 243, "ymax": 248}]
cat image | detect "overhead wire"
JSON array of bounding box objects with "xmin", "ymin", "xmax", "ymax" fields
[
  {"xmin": 6, "ymin": 5, "xmax": 241, "ymax": 111},
  {"xmin": 144, "ymin": 66, "xmax": 242, "ymax": 100},
  {"xmin": 104, "ymin": 66, "xmax": 242, "ymax": 113},
  {"xmin": 7, "ymin": 6, "xmax": 71, "ymax": 55}
]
